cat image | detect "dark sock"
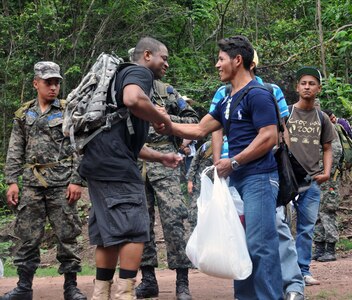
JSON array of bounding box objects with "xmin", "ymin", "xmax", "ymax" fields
[
  {"xmin": 96, "ymin": 267, "xmax": 115, "ymax": 281},
  {"xmin": 119, "ymin": 268, "xmax": 138, "ymax": 279}
]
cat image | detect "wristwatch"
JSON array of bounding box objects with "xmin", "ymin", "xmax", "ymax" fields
[{"xmin": 230, "ymin": 157, "xmax": 240, "ymax": 170}]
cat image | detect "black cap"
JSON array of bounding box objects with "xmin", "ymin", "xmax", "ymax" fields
[{"xmin": 296, "ymin": 66, "xmax": 322, "ymax": 83}]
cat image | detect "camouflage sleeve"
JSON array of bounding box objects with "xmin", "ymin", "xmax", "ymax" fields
[
  {"xmin": 170, "ymin": 102, "xmax": 199, "ymax": 124},
  {"xmin": 168, "ymin": 88, "xmax": 199, "ymax": 124},
  {"xmin": 4, "ymin": 119, "xmax": 26, "ymax": 184},
  {"xmin": 331, "ymin": 132, "xmax": 343, "ymax": 174},
  {"xmin": 187, "ymin": 145, "xmax": 203, "ymax": 181},
  {"xmin": 69, "ymin": 154, "xmax": 84, "ymax": 185}
]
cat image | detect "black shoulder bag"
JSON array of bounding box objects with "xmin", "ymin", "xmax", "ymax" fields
[{"xmin": 225, "ymin": 84, "xmax": 310, "ymax": 207}]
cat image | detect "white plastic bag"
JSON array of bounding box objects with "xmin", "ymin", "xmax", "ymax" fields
[{"xmin": 186, "ymin": 166, "xmax": 252, "ymax": 280}]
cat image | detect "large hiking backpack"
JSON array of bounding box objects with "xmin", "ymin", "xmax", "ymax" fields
[
  {"xmin": 62, "ymin": 52, "xmax": 134, "ymax": 153},
  {"xmin": 335, "ymin": 123, "xmax": 352, "ymax": 170}
]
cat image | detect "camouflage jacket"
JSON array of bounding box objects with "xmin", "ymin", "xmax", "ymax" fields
[
  {"xmin": 141, "ymin": 80, "xmax": 199, "ymax": 181},
  {"xmin": 5, "ymin": 98, "xmax": 82, "ymax": 187},
  {"xmin": 146, "ymin": 80, "xmax": 199, "ymax": 146},
  {"xmin": 187, "ymin": 141, "xmax": 214, "ymax": 187},
  {"xmin": 319, "ymin": 125, "xmax": 343, "ymax": 177}
]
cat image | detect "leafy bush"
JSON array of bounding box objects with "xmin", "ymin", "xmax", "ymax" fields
[{"xmin": 320, "ymin": 74, "xmax": 352, "ymax": 119}]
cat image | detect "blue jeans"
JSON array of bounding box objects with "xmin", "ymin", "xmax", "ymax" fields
[
  {"xmin": 294, "ymin": 181, "xmax": 321, "ymax": 276},
  {"xmin": 276, "ymin": 206, "xmax": 304, "ymax": 295},
  {"xmin": 231, "ymin": 171, "xmax": 283, "ymax": 300}
]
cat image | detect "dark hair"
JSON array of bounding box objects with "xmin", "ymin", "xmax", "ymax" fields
[
  {"xmin": 217, "ymin": 35, "xmax": 254, "ymax": 70},
  {"xmin": 133, "ymin": 37, "xmax": 165, "ymax": 61},
  {"xmin": 323, "ymin": 109, "xmax": 333, "ymax": 117}
]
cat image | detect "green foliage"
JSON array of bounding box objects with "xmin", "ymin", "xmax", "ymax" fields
[
  {"xmin": 320, "ymin": 74, "xmax": 352, "ymax": 118},
  {"xmin": 1, "ymin": 0, "xmax": 351, "ymax": 157},
  {"xmin": 0, "ymin": 240, "xmax": 14, "ymax": 259},
  {"xmin": 2, "ymin": 261, "xmax": 96, "ymax": 277},
  {"xmin": 337, "ymin": 238, "xmax": 352, "ymax": 251},
  {"xmin": 0, "ymin": 171, "xmax": 8, "ymax": 207}
]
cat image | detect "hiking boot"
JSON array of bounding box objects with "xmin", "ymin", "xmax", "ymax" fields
[
  {"xmin": 114, "ymin": 277, "xmax": 136, "ymax": 300},
  {"xmin": 0, "ymin": 267, "xmax": 34, "ymax": 300},
  {"xmin": 285, "ymin": 291, "xmax": 305, "ymax": 300},
  {"xmin": 135, "ymin": 266, "xmax": 159, "ymax": 299},
  {"xmin": 176, "ymin": 268, "xmax": 192, "ymax": 300},
  {"xmin": 63, "ymin": 273, "xmax": 87, "ymax": 300},
  {"xmin": 312, "ymin": 241, "xmax": 325, "ymax": 260},
  {"xmin": 304, "ymin": 275, "xmax": 320, "ymax": 286},
  {"xmin": 91, "ymin": 279, "xmax": 113, "ymax": 300},
  {"xmin": 317, "ymin": 243, "xmax": 336, "ymax": 262}
]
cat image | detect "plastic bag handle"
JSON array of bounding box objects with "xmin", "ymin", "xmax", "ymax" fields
[{"xmin": 201, "ymin": 165, "xmax": 215, "ymax": 177}]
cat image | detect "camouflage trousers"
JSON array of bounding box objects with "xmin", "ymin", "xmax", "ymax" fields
[
  {"xmin": 141, "ymin": 175, "xmax": 193, "ymax": 270},
  {"xmin": 13, "ymin": 186, "xmax": 82, "ymax": 274},
  {"xmin": 314, "ymin": 179, "xmax": 340, "ymax": 243},
  {"xmin": 188, "ymin": 185, "xmax": 200, "ymax": 231}
]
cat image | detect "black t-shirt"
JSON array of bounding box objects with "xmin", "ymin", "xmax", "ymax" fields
[{"xmin": 79, "ymin": 65, "xmax": 154, "ymax": 182}]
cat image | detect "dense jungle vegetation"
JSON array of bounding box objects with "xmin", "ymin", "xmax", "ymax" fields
[{"xmin": 0, "ymin": 0, "xmax": 351, "ymax": 206}]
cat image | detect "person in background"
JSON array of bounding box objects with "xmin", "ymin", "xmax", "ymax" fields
[
  {"xmin": 187, "ymin": 140, "xmax": 214, "ymax": 230},
  {"xmin": 313, "ymin": 110, "xmax": 343, "ymax": 262},
  {"xmin": 286, "ymin": 67, "xmax": 335, "ymax": 286},
  {"xmin": 125, "ymin": 47, "xmax": 199, "ymax": 300},
  {"xmin": 324, "ymin": 109, "xmax": 352, "ymax": 139},
  {"xmin": 3, "ymin": 61, "xmax": 86, "ymax": 300}
]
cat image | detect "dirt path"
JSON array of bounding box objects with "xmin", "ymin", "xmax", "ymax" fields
[{"xmin": 1, "ymin": 255, "xmax": 352, "ymax": 300}]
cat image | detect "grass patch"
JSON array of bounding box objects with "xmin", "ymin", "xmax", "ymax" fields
[
  {"xmin": 3, "ymin": 262, "xmax": 96, "ymax": 278},
  {"xmin": 308, "ymin": 290, "xmax": 338, "ymax": 299},
  {"xmin": 337, "ymin": 238, "xmax": 352, "ymax": 251}
]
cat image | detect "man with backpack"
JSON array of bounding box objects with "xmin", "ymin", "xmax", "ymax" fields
[
  {"xmin": 286, "ymin": 67, "xmax": 336, "ymax": 286},
  {"xmin": 3, "ymin": 61, "xmax": 86, "ymax": 300},
  {"xmin": 154, "ymin": 35, "xmax": 283, "ymax": 300},
  {"xmin": 210, "ymin": 50, "xmax": 305, "ymax": 300},
  {"xmin": 324, "ymin": 109, "xmax": 352, "ymax": 139},
  {"xmin": 78, "ymin": 37, "xmax": 181, "ymax": 299}
]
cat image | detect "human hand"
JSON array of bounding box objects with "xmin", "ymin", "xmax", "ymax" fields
[
  {"xmin": 152, "ymin": 121, "xmax": 172, "ymax": 135},
  {"xmin": 187, "ymin": 181, "xmax": 193, "ymax": 194},
  {"xmin": 214, "ymin": 158, "xmax": 232, "ymax": 178},
  {"xmin": 155, "ymin": 106, "xmax": 168, "ymax": 115},
  {"xmin": 66, "ymin": 184, "xmax": 82, "ymax": 204},
  {"xmin": 6, "ymin": 183, "xmax": 19, "ymax": 206},
  {"xmin": 313, "ymin": 173, "xmax": 330, "ymax": 185},
  {"xmin": 160, "ymin": 153, "xmax": 183, "ymax": 168}
]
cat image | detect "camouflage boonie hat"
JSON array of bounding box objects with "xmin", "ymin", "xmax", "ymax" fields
[{"xmin": 34, "ymin": 61, "xmax": 63, "ymax": 79}]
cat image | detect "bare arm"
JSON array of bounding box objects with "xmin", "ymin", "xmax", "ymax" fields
[
  {"xmin": 212, "ymin": 129, "xmax": 224, "ymax": 163},
  {"xmin": 123, "ymin": 84, "xmax": 172, "ymax": 128},
  {"xmin": 139, "ymin": 145, "xmax": 182, "ymax": 168},
  {"xmin": 314, "ymin": 142, "xmax": 332, "ymax": 184},
  {"xmin": 215, "ymin": 124, "xmax": 278, "ymax": 178},
  {"xmin": 154, "ymin": 114, "xmax": 222, "ymax": 140}
]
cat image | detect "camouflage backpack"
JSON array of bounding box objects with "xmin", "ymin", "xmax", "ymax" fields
[
  {"xmin": 62, "ymin": 52, "xmax": 134, "ymax": 153},
  {"xmin": 335, "ymin": 123, "xmax": 352, "ymax": 170}
]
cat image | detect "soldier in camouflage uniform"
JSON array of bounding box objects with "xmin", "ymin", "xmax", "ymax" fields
[
  {"xmin": 187, "ymin": 140, "xmax": 213, "ymax": 230},
  {"xmin": 313, "ymin": 121, "xmax": 343, "ymax": 262},
  {"xmin": 2, "ymin": 62, "xmax": 86, "ymax": 300},
  {"xmin": 136, "ymin": 79, "xmax": 199, "ymax": 300}
]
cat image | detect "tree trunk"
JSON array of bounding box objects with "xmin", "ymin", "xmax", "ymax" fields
[{"xmin": 316, "ymin": 0, "xmax": 327, "ymax": 78}]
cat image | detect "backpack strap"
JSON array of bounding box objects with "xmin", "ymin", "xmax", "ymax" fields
[
  {"xmin": 225, "ymin": 84, "xmax": 283, "ymax": 138},
  {"xmin": 14, "ymin": 99, "xmax": 36, "ymax": 120}
]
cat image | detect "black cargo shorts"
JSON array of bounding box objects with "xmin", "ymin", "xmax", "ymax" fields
[{"xmin": 87, "ymin": 179, "xmax": 150, "ymax": 247}]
